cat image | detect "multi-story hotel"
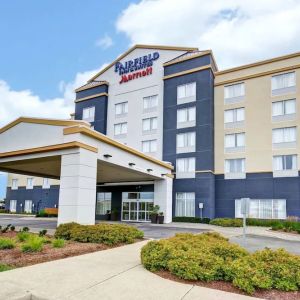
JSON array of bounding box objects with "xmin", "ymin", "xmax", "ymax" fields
[{"xmin": 3, "ymin": 44, "xmax": 300, "ymax": 223}]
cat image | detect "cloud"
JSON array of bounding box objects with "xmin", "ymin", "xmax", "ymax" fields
[
  {"xmin": 116, "ymin": 0, "xmax": 300, "ymax": 69},
  {"xmin": 95, "ymin": 34, "xmax": 113, "ymax": 49}
]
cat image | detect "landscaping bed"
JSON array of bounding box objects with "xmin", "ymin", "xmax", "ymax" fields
[
  {"xmin": 141, "ymin": 232, "xmax": 300, "ymax": 299},
  {"xmin": 0, "ymin": 223, "xmax": 144, "ymax": 271}
]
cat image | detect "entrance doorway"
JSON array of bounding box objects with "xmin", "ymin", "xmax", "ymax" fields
[{"xmin": 122, "ymin": 192, "xmax": 154, "ymax": 222}]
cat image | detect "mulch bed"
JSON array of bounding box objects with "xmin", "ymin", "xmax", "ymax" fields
[
  {"xmin": 0, "ymin": 231, "xmax": 121, "ymax": 269},
  {"xmin": 156, "ymin": 270, "xmax": 300, "ymax": 300}
]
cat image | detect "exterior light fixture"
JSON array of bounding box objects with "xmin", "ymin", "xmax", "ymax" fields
[
  {"xmin": 128, "ymin": 162, "xmax": 135, "ymax": 167},
  {"xmin": 103, "ymin": 154, "xmax": 112, "ymax": 158},
  {"xmin": 147, "ymin": 168, "xmax": 153, "ymax": 172}
]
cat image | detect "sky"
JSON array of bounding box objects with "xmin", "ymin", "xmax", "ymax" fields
[{"xmin": 0, "ymin": 0, "xmax": 300, "ymax": 198}]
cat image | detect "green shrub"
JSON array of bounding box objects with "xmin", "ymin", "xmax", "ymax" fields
[
  {"xmin": 10, "ymin": 225, "xmax": 15, "ymax": 231},
  {"xmin": 0, "ymin": 237, "xmax": 15, "ymax": 249},
  {"xmin": 17, "ymin": 231, "xmax": 31, "ymax": 242},
  {"xmin": 21, "ymin": 236, "xmax": 44, "ymax": 252},
  {"xmin": 210, "ymin": 218, "xmax": 243, "ymax": 227},
  {"xmin": 228, "ymin": 248, "xmax": 300, "ymax": 294},
  {"xmin": 39, "ymin": 229, "xmax": 47, "ymax": 237},
  {"xmin": 22, "ymin": 226, "xmax": 29, "ymax": 232},
  {"xmin": 55, "ymin": 223, "xmax": 144, "ymax": 245},
  {"xmin": 0, "ymin": 263, "xmax": 12, "ymax": 272},
  {"xmin": 246, "ymin": 218, "xmax": 282, "ymax": 227},
  {"xmin": 172, "ymin": 217, "xmax": 210, "ymax": 224},
  {"xmin": 271, "ymin": 220, "xmax": 300, "ymax": 232},
  {"xmin": 52, "ymin": 239, "xmax": 65, "ymax": 248}
]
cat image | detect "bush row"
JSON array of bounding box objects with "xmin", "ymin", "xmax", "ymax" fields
[
  {"xmin": 55, "ymin": 222, "xmax": 144, "ymax": 245},
  {"xmin": 141, "ymin": 233, "xmax": 300, "ymax": 294},
  {"xmin": 209, "ymin": 218, "xmax": 243, "ymax": 227},
  {"xmin": 172, "ymin": 217, "xmax": 210, "ymax": 224}
]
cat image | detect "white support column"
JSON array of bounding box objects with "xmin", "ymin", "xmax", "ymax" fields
[
  {"xmin": 58, "ymin": 148, "xmax": 97, "ymax": 225},
  {"xmin": 154, "ymin": 176, "xmax": 173, "ymax": 223}
]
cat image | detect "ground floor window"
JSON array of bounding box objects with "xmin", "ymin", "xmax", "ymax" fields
[
  {"xmin": 96, "ymin": 193, "xmax": 112, "ymax": 215},
  {"xmin": 235, "ymin": 199, "xmax": 286, "ymax": 219},
  {"xmin": 24, "ymin": 200, "xmax": 32, "ymax": 213},
  {"xmin": 175, "ymin": 192, "xmax": 195, "ymax": 217},
  {"xmin": 10, "ymin": 200, "xmax": 17, "ymax": 213}
]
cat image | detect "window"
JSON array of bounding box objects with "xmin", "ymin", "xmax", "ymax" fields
[
  {"xmin": 142, "ymin": 117, "xmax": 157, "ymax": 132},
  {"xmin": 10, "ymin": 200, "xmax": 17, "ymax": 213},
  {"xmin": 43, "ymin": 178, "xmax": 50, "ymax": 189},
  {"xmin": 272, "ymin": 72, "xmax": 295, "ymax": 91},
  {"xmin": 177, "ymin": 82, "xmax": 196, "ymax": 103},
  {"xmin": 142, "ymin": 140, "xmax": 157, "ymax": 153},
  {"xmin": 115, "ymin": 102, "xmax": 128, "ymax": 116},
  {"xmin": 114, "ymin": 122, "xmax": 127, "ymax": 136},
  {"xmin": 272, "ymin": 99, "xmax": 296, "ymax": 117},
  {"xmin": 176, "ymin": 132, "xmax": 196, "ymax": 153},
  {"xmin": 224, "ymin": 83, "xmax": 245, "ymax": 100},
  {"xmin": 96, "ymin": 193, "xmax": 112, "ymax": 215},
  {"xmin": 225, "ymin": 158, "xmax": 245, "ymax": 179},
  {"xmin": 177, "ymin": 106, "xmax": 196, "ymax": 128},
  {"xmin": 225, "ymin": 133, "xmax": 245, "ymax": 149},
  {"xmin": 272, "ymin": 127, "xmax": 296, "ymax": 144},
  {"xmin": 175, "ymin": 193, "xmax": 195, "ymax": 217},
  {"xmin": 176, "ymin": 157, "xmax": 195, "ymax": 178},
  {"xmin": 143, "ymin": 95, "xmax": 158, "ymax": 110},
  {"xmin": 82, "ymin": 106, "xmax": 95, "ymax": 122},
  {"xmin": 26, "ymin": 178, "xmax": 34, "ymax": 189},
  {"xmin": 11, "ymin": 179, "xmax": 18, "ymax": 190},
  {"xmin": 235, "ymin": 199, "xmax": 286, "ymax": 219},
  {"xmin": 273, "ymin": 155, "xmax": 297, "ymax": 171},
  {"xmin": 24, "ymin": 200, "xmax": 32, "ymax": 214},
  {"xmin": 224, "ymin": 108, "xmax": 245, "ymax": 123}
]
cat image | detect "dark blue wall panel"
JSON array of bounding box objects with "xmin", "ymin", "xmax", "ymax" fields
[{"xmin": 76, "ymin": 84, "xmax": 108, "ymax": 100}]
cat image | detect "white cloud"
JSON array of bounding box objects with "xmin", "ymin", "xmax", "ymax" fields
[
  {"xmin": 95, "ymin": 34, "xmax": 114, "ymax": 49},
  {"xmin": 0, "ymin": 64, "xmax": 108, "ymax": 128},
  {"xmin": 116, "ymin": 0, "xmax": 300, "ymax": 69}
]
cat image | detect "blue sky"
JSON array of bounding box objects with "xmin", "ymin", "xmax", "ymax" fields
[{"xmin": 0, "ymin": 0, "xmax": 299, "ymax": 198}]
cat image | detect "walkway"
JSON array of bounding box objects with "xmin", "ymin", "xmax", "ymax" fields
[{"xmin": 0, "ymin": 241, "xmax": 260, "ymax": 300}]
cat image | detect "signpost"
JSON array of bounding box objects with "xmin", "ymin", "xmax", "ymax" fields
[{"xmin": 240, "ymin": 198, "xmax": 250, "ymax": 246}]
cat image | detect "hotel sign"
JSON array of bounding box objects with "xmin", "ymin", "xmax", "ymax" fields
[{"xmin": 115, "ymin": 52, "xmax": 159, "ymax": 84}]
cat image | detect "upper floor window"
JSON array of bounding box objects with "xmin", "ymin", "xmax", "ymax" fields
[
  {"xmin": 43, "ymin": 178, "xmax": 50, "ymax": 189},
  {"xmin": 142, "ymin": 139, "xmax": 157, "ymax": 153},
  {"xmin": 273, "ymin": 155, "xmax": 297, "ymax": 171},
  {"xmin": 225, "ymin": 158, "xmax": 245, "ymax": 179},
  {"xmin": 225, "ymin": 133, "xmax": 245, "ymax": 150},
  {"xmin": 177, "ymin": 82, "xmax": 196, "ymax": 104},
  {"xmin": 143, "ymin": 95, "xmax": 158, "ymax": 111},
  {"xmin": 26, "ymin": 178, "xmax": 34, "ymax": 189},
  {"xmin": 115, "ymin": 102, "xmax": 128, "ymax": 116},
  {"xmin": 82, "ymin": 106, "xmax": 95, "ymax": 122},
  {"xmin": 272, "ymin": 72, "xmax": 296, "ymax": 95},
  {"xmin": 224, "ymin": 83, "xmax": 245, "ymax": 103},
  {"xmin": 224, "ymin": 108, "xmax": 245, "ymax": 123},
  {"xmin": 272, "ymin": 127, "xmax": 296, "ymax": 145},
  {"xmin": 272, "ymin": 99, "xmax": 296, "ymax": 121},
  {"xmin": 176, "ymin": 132, "xmax": 196, "ymax": 153},
  {"xmin": 176, "ymin": 157, "xmax": 195, "ymax": 179},
  {"xmin": 12, "ymin": 179, "xmax": 18, "ymax": 190},
  {"xmin": 114, "ymin": 122, "xmax": 127, "ymax": 136},
  {"xmin": 177, "ymin": 106, "xmax": 196, "ymax": 128},
  {"xmin": 142, "ymin": 117, "xmax": 157, "ymax": 133}
]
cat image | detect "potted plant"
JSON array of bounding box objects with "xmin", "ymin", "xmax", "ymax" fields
[
  {"xmin": 157, "ymin": 212, "xmax": 164, "ymax": 224},
  {"xmin": 105, "ymin": 210, "xmax": 111, "ymax": 221},
  {"xmin": 150, "ymin": 205, "xmax": 160, "ymax": 224},
  {"xmin": 111, "ymin": 208, "xmax": 119, "ymax": 221}
]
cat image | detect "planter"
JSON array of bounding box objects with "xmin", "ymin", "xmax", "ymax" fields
[
  {"xmin": 111, "ymin": 212, "xmax": 119, "ymax": 221},
  {"xmin": 150, "ymin": 214, "xmax": 158, "ymax": 224},
  {"xmin": 157, "ymin": 215, "xmax": 164, "ymax": 224}
]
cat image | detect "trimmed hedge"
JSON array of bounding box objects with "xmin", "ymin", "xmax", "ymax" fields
[
  {"xmin": 272, "ymin": 220, "xmax": 300, "ymax": 233},
  {"xmin": 55, "ymin": 223, "xmax": 144, "ymax": 245},
  {"xmin": 210, "ymin": 218, "xmax": 243, "ymax": 227},
  {"xmin": 141, "ymin": 233, "xmax": 300, "ymax": 294},
  {"xmin": 172, "ymin": 217, "xmax": 210, "ymax": 224}
]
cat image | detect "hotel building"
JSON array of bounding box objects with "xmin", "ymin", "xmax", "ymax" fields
[{"xmin": 2, "ymin": 44, "xmax": 300, "ymax": 223}]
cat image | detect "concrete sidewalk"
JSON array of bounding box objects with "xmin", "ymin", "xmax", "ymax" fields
[{"xmin": 0, "ymin": 241, "xmax": 261, "ymax": 300}]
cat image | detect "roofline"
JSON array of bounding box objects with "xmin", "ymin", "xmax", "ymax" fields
[
  {"xmin": 216, "ymin": 50, "xmax": 300, "ymax": 75},
  {"xmin": 0, "ymin": 117, "xmax": 90, "ymax": 134},
  {"xmin": 64, "ymin": 125, "xmax": 174, "ymax": 170},
  {"xmin": 87, "ymin": 44, "xmax": 198, "ymax": 82},
  {"xmin": 74, "ymin": 81, "xmax": 109, "ymax": 93}
]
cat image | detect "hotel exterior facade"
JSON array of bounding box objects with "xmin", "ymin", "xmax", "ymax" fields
[{"xmin": 3, "ymin": 45, "xmax": 300, "ymax": 223}]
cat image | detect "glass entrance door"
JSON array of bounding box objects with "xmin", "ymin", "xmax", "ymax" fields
[{"xmin": 122, "ymin": 192, "xmax": 154, "ymax": 222}]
